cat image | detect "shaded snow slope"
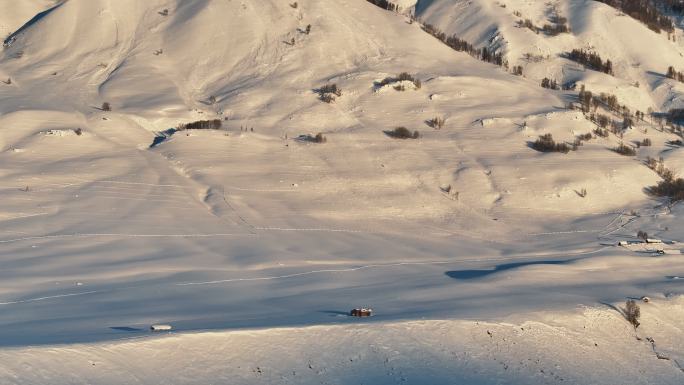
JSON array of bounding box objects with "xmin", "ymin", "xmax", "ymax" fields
[
  {"xmin": 0, "ymin": 0, "xmax": 58, "ymax": 41},
  {"xmin": 0, "ymin": 1, "xmax": 682, "ymax": 383},
  {"xmin": 1, "ymin": 296, "xmax": 683, "ymax": 385}
]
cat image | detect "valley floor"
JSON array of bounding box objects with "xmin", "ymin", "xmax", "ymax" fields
[{"xmin": 1, "ymin": 296, "xmax": 683, "ymax": 385}]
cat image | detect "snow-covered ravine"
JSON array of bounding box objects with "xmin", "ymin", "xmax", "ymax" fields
[{"xmin": 1, "ymin": 296, "xmax": 683, "ymax": 385}]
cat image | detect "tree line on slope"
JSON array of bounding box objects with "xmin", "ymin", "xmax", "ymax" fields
[
  {"xmin": 365, "ymin": 0, "xmax": 522, "ymax": 75},
  {"xmin": 516, "ymin": 14, "xmax": 571, "ymax": 36},
  {"xmin": 567, "ymin": 49, "xmax": 614, "ymax": 75},
  {"xmin": 595, "ymin": 0, "xmax": 674, "ymax": 33},
  {"xmin": 421, "ymin": 23, "xmax": 519, "ymax": 74},
  {"xmin": 365, "ymin": 0, "xmax": 401, "ymax": 12},
  {"xmin": 666, "ymin": 66, "xmax": 684, "ymax": 82}
]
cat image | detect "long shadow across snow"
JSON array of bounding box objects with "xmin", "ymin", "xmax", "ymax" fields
[{"xmin": 445, "ymin": 259, "xmax": 575, "ymax": 280}]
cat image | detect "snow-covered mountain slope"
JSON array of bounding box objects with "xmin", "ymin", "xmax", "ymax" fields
[
  {"xmin": 0, "ymin": 0, "xmax": 683, "ymax": 383},
  {"xmin": 416, "ymin": 0, "xmax": 684, "ymax": 112},
  {"xmin": 0, "ymin": 0, "xmax": 58, "ymax": 40}
]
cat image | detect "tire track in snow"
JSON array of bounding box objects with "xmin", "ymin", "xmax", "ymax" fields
[
  {"xmin": 0, "ymin": 291, "xmax": 102, "ymax": 306},
  {"xmin": 0, "ymin": 232, "xmax": 254, "ymax": 245},
  {"xmin": 253, "ymin": 226, "xmax": 366, "ymax": 234}
]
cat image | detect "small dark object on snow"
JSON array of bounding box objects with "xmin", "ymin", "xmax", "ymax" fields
[{"xmin": 350, "ymin": 308, "xmax": 372, "ymax": 317}]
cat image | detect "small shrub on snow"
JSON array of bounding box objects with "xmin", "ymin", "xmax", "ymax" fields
[
  {"xmin": 320, "ymin": 94, "xmax": 335, "ymax": 103},
  {"xmin": 376, "ymin": 73, "xmax": 421, "ymax": 90},
  {"xmin": 613, "ymin": 143, "xmax": 636, "ymax": 156},
  {"xmin": 512, "ymin": 65, "xmax": 524, "ymax": 76},
  {"xmin": 317, "ymin": 83, "xmax": 342, "ymax": 103},
  {"xmin": 531, "ymin": 134, "xmax": 570, "ymax": 153},
  {"xmin": 298, "ymin": 133, "xmax": 327, "ymax": 143},
  {"xmin": 177, "ymin": 119, "xmax": 222, "ymax": 131},
  {"xmin": 541, "ymin": 77, "xmax": 559, "ymax": 90},
  {"xmin": 386, "ymin": 127, "xmax": 419, "ymax": 139},
  {"xmin": 102, "ymin": 102, "xmax": 111, "ymax": 111},
  {"xmin": 593, "ymin": 128, "xmax": 609, "ymax": 138},
  {"xmin": 427, "ymin": 117, "xmax": 445, "ymax": 129},
  {"xmin": 319, "ymin": 84, "xmax": 342, "ymax": 96},
  {"xmin": 624, "ymin": 299, "xmax": 641, "ymax": 329},
  {"xmin": 648, "ymin": 177, "xmax": 684, "ymax": 202}
]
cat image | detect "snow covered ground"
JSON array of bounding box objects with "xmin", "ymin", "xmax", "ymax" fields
[
  {"xmin": 2, "ymin": 296, "xmax": 683, "ymax": 384},
  {"xmin": 0, "ymin": 0, "xmax": 683, "ymax": 383}
]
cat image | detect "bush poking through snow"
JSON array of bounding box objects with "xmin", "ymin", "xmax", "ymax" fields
[
  {"xmin": 624, "ymin": 299, "xmax": 641, "ymax": 329},
  {"xmin": 313, "ymin": 133, "xmax": 326, "ymax": 143},
  {"xmin": 531, "ymin": 134, "xmax": 571, "ymax": 153},
  {"xmin": 577, "ymin": 188, "xmax": 587, "ymax": 198},
  {"xmin": 648, "ymin": 177, "xmax": 684, "ymax": 202},
  {"xmin": 74, "ymin": 128, "xmax": 83, "ymax": 136},
  {"xmin": 177, "ymin": 119, "xmax": 222, "ymax": 131},
  {"xmin": 101, "ymin": 102, "xmax": 111, "ymax": 111},
  {"xmin": 427, "ymin": 117, "xmax": 445, "ymax": 129},
  {"xmin": 376, "ymin": 73, "xmax": 421, "ymax": 90},
  {"xmin": 386, "ymin": 127, "xmax": 419, "ymax": 139},
  {"xmin": 646, "ymin": 157, "xmax": 675, "ymax": 181},
  {"xmin": 326, "ymin": 83, "xmax": 339, "ymax": 95},
  {"xmin": 541, "ymin": 77, "xmax": 560, "ymax": 90},
  {"xmin": 613, "ymin": 143, "xmax": 636, "ymax": 156},
  {"xmin": 594, "ymin": 128, "xmax": 609, "ymax": 138},
  {"xmin": 298, "ymin": 133, "xmax": 327, "ymax": 143},
  {"xmin": 320, "ymin": 94, "xmax": 335, "ymax": 103},
  {"xmin": 512, "ymin": 65, "xmax": 523, "ymax": 76},
  {"xmin": 637, "ymin": 230, "xmax": 649, "ymax": 241},
  {"xmin": 316, "ymin": 83, "xmax": 342, "ymax": 103},
  {"xmin": 641, "ymin": 138, "xmax": 652, "ymax": 147}
]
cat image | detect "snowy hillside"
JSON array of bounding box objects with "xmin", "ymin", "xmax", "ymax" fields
[
  {"xmin": 0, "ymin": 0, "xmax": 683, "ymax": 383},
  {"xmin": 416, "ymin": 0, "xmax": 684, "ymax": 112}
]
